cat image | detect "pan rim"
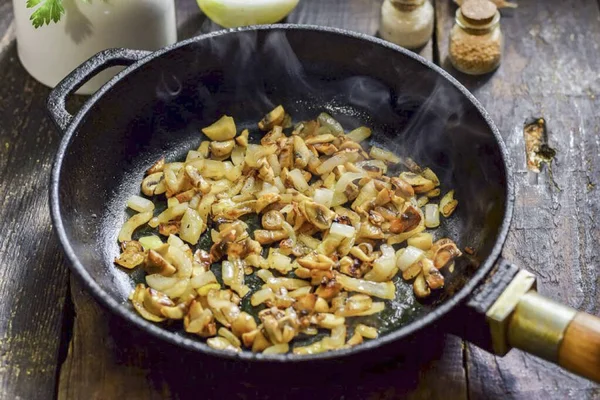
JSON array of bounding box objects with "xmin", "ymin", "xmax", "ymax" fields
[{"xmin": 49, "ymin": 24, "xmax": 514, "ymax": 362}]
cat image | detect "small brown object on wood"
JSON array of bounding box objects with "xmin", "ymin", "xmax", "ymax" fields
[{"xmin": 558, "ymin": 313, "xmax": 600, "ymax": 383}]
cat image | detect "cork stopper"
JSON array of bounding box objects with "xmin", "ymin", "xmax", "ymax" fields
[{"xmin": 460, "ymin": 0, "xmax": 497, "ymax": 25}]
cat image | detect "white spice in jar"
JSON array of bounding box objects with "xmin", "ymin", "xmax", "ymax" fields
[{"xmin": 380, "ymin": 0, "xmax": 434, "ymax": 50}]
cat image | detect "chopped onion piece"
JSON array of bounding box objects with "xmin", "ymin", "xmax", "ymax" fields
[
  {"xmin": 127, "ymin": 195, "xmax": 155, "ymax": 213},
  {"xmin": 334, "ymin": 172, "xmax": 365, "ymax": 193},
  {"xmin": 314, "ymin": 188, "xmax": 334, "ymax": 208},
  {"xmin": 191, "ymin": 270, "xmax": 217, "ymax": 289},
  {"xmin": 369, "ymin": 146, "xmax": 401, "ymax": 163},
  {"xmin": 355, "ymin": 324, "xmax": 378, "ymax": 339},
  {"xmin": 350, "ymin": 302, "xmax": 385, "ymax": 316},
  {"xmin": 335, "ymin": 273, "xmax": 395, "ymax": 300},
  {"xmin": 251, "ymin": 287, "xmax": 275, "ymax": 306},
  {"xmin": 329, "ymin": 222, "xmax": 356, "ymax": 239},
  {"xmin": 424, "ymin": 204, "xmax": 440, "ymax": 228},
  {"xmin": 316, "ymin": 151, "xmax": 359, "ymax": 175},
  {"xmin": 364, "ymin": 244, "xmax": 396, "ymax": 282},
  {"xmin": 118, "ymin": 211, "xmax": 153, "ymax": 242},
  {"xmin": 346, "ymin": 126, "xmax": 372, "ymax": 142},
  {"xmin": 179, "ymin": 208, "xmax": 204, "ymax": 245},
  {"xmin": 263, "ymin": 343, "xmax": 290, "ymax": 354},
  {"xmin": 139, "ymin": 235, "xmax": 163, "ymax": 251},
  {"xmin": 396, "ymin": 246, "xmax": 425, "ymax": 272},
  {"xmin": 407, "ymin": 233, "xmax": 433, "ymax": 250},
  {"xmin": 289, "ymin": 168, "xmax": 309, "ymax": 193}
]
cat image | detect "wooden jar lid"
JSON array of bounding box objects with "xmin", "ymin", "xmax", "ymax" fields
[{"xmin": 460, "ymin": 0, "xmax": 497, "ymax": 25}]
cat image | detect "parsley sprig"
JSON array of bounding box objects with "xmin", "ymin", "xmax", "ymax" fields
[{"xmin": 26, "ymin": 0, "xmax": 66, "ymax": 28}]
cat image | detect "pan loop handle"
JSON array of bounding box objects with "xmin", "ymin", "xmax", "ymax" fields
[{"xmin": 47, "ymin": 48, "xmax": 152, "ymax": 133}]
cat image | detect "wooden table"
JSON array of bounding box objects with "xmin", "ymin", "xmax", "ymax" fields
[{"xmin": 1, "ymin": 0, "xmax": 599, "ymax": 398}]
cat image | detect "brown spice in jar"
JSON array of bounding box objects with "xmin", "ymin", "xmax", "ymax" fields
[{"xmin": 449, "ymin": 34, "xmax": 501, "ymax": 74}]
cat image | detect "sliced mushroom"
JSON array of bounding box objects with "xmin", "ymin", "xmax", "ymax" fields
[
  {"xmin": 344, "ymin": 182, "xmax": 360, "ymax": 202},
  {"xmin": 258, "ymin": 105, "xmax": 285, "ymax": 131},
  {"xmin": 425, "ymin": 188, "xmax": 441, "ymax": 198},
  {"xmin": 143, "ymin": 287, "xmax": 176, "ymax": 316},
  {"xmin": 421, "ymin": 167, "xmax": 440, "ymax": 186},
  {"xmin": 402, "ymin": 260, "xmax": 423, "ymax": 280},
  {"xmin": 315, "ymin": 273, "xmax": 342, "ymax": 300},
  {"xmin": 257, "ymin": 158, "xmax": 275, "ymax": 183},
  {"xmin": 184, "ymin": 165, "xmax": 210, "ymax": 193},
  {"xmin": 399, "ymin": 172, "xmax": 436, "ymax": 194},
  {"xmin": 390, "ymin": 177, "xmax": 415, "ymax": 198},
  {"xmin": 305, "ymin": 134, "xmax": 336, "ymax": 145},
  {"xmin": 141, "ymin": 172, "xmax": 164, "ymax": 196},
  {"xmin": 251, "ymin": 330, "xmax": 272, "ymax": 352},
  {"xmin": 439, "ymin": 190, "xmax": 458, "ymax": 217},
  {"xmin": 235, "ymin": 129, "xmax": 249, "ymax": 147},
  {"xmin": 114, "ymin": 240, "xmax": 145, "ymax": 269},
  {"xmin": 430, "ymin": 239, "xmax": 462, "ymax": 269},
  {"xmin": 131, "ymin": 284, "xmax": 166, "ymax": 322},
  {"xmin": 368, "ymin": 210, "xmax": 385, "ymax": 226},
  {"xmin": 147, "ymin": 157, "xmax": 165, "ymax": 175},
  {"xmin": 158, "ymin": 221, "xmax": 180, "ymax": 236},
  {"xmin": 293, "ymin": 135, "xmax": 312, "ymax": 169},
  {"xmin": 413, "ymin": 273, "xmax": 431, "ymax": 298},
  {"xmin": 312, "ymin": 143, "xmax": 338, "ymax": 155},
  {"xmin": 278, "ymin": 138, "xmax": 294, "ymax": 170},
  {"xmin": 297, "ymin": 253, "xmax": 334, "ymax": 270},
  {"xmin": 262, "ymin": 210, "xmax": 284, "ymax": 230},
  {"xmin": 389, "ymin": 205, "xmax": 422, "ymax": 234},
  {"xmin": 375, "ymin": 188, "xmax": 393, "ymax": 206},
  {"xmin": 145, "ymin": 248, "xmax": 177, "ymax": 276},
  {"xmin": 254, "ymin": 229, "xmax": 289, "ymax": 245},
  {"xmin": 207, "ymin": 336, "xmax": 240, "ymax": 352},
  {"xmin": 261, "ymin": 125, "xmax": 284, "ymax": 146},
  {"xmin": 357, "ymin": 222, "xmax": 384, "ymax": 240},
  {"xmin": 301, "ymin": 201, "xmax": 335, "ymax": 230},
  {"xmin": 422, "ymin": 258, "xmax": 444, "ymax": 289},
  {"xmin": 210, "ymin": 140, "xmax": 235, "ymax": 159},
  {"xmin": 231, "ymin": 312, "xmax": 258, "ymax": 338}
]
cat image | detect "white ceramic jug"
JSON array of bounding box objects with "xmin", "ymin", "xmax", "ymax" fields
[{"xmin": 13, "ymin": 0, "xmax": 177, "ymax": 94}]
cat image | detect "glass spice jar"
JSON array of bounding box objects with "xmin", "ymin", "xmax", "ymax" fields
[
  {"xmin": 448, "ymin": 0, "xmax": 503, "ymax": 75},
  {"xmin": 380, "ymin": 0, "xmax": 434, "ymax": 50}
]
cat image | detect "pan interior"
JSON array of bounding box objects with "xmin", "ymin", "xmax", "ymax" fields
[{"xmin": 56, "ymin": 28, "xmax": 508, "ymax": 350}]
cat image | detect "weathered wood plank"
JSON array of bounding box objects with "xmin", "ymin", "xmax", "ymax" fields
[
  {"xmin": 57, "ymin": 1, "xmax": 463, "ymax": 399},
  {"xmin": 0, "ymin": 1, "xmax": 71, "ymax": 398},
  {"xmin": 435, "ymin": 0, "xmax": 600, "ymax": 397}
]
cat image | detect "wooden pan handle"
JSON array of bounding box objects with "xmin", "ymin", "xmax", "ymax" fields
[
  {"xmin": 558, "ymin": 313, "xmax": 600, "ymax": 382},
  {"xmin": 506, "ymin": 291, "xmax": 600, "ymax": 383}
]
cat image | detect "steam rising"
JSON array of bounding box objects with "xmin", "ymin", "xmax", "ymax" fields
[{"xmin": 152, "ymin": 29, "xmax": 505, "ymax": 251}]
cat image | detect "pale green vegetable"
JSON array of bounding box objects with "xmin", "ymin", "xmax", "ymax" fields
[
  {"xmin": 197, "ymin": 0, "xmax": 299, "ymax": 28},
  {"xmin": 139, "ymin": 235, "xmax": 164, "ymax": 251},
  {"xmin": 202, "ymin": 115, "xmax": 236, "ymax": 141}
]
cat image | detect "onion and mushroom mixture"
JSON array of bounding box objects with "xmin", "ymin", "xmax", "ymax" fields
[{"xmin": 115, "ymin": 106, "xmax": 461, "ymax": 355}]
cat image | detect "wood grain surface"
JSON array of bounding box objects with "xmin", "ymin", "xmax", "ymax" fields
[
  {"xmin": 0, "ymin": 3, "xmax": 70, "ymax": 399},
  {"xmin": 0, "ymin": 0, "xmax": 598, "ymax": 398},
  {"xmin": 435, "ymin": 0, "xmax": 600, "ymax": 398}
]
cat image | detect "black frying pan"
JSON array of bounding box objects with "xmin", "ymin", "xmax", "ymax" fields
[{"xmin": 48, "ymin": 25, "xmax": 600, "ymax": 381}]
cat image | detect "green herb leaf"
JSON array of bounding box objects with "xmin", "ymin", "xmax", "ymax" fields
[{"xmin": 26, "ymin": 0, "xmax": 65, "ymax": 28}]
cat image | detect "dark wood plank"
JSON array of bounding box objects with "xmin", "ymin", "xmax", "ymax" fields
[
  {"xmin": 0, "ymin": 1, "xmax": 71, "ymax": 398},
  {"xmin": 434, "ymin": 0, "xmax": 600, "ymax": 398},
  {"xmin": 61, "ymin": 276, "xmax": 467, "ymax": 400},
  {"xmin": 57, "ymin": 1, "xmax": 463, "ymax": 399}
]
